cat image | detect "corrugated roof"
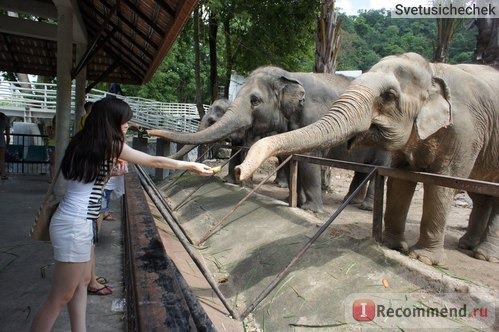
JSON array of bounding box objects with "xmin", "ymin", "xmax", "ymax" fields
[{"xmin": 0, "ymin": 0, "xmax": 198, "ymax": 85}]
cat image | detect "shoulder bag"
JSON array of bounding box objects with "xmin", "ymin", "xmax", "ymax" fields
[{"xmin": 30, "ymin": 168, "xmax": 62, "ymax": 241}]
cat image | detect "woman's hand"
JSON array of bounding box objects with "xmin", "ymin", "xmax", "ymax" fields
[{"xmin": 189, "ymin": 162, "xmax": 214, "ymax": 176}]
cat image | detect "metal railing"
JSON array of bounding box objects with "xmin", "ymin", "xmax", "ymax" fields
[
  {"xmin": 0, "ymin": 80, "xmax": 207, "ymax": 132},
  {"xmin": 121, "ymin": 140, "xmax": 499, "ymax": 322},
  {"xmin": 6, "ymin": 133, "xmax": 50, "ymax": 174}
]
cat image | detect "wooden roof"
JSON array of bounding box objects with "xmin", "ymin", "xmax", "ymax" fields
[{"xmin": 0, "ymin": 0, "xmax": 198, "ymax": 85}]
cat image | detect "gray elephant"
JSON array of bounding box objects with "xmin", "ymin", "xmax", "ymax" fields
[
  {"xmin": 325, "ymin": 145, "xmax": 391, "ymax": 210},
  {"xmin": 168, "ymin": 98, "xmax": 286, "ymax": 184},
  {"xmin": 149, "ymin": 66, "xmax": 388, "ymax": 212},
  {"xmin": 169, "ymin": 98, "xmax": 232, "ymax": 161},
  {"xmin": 236, "ymin": 53, "xmax": 499, "ymax": 265}
]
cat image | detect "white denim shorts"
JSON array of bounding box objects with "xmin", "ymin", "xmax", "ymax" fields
[{"xmin": 49, "ymin": 209, "xmax": 93, "ymax": 263}]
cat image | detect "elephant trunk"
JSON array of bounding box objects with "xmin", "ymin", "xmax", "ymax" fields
[
  {"xmin": 168, "ymin": 144, "xmax": 196, "ymax": 160},
  {"xmin": 166, "ymin": 118, "xmax": 212, "ymax": 159},
  {"xmin": 148, "ymin": 102, "xmax": 251, "ymax": 145},
  {"xmin": 235, "ymin": 85, "xmax": 375, "ymax": 180}
]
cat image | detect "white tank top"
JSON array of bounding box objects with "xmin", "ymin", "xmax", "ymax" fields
[{"xmin": 57, "ymin": 161, "xmax": 111, "ymax": 221}]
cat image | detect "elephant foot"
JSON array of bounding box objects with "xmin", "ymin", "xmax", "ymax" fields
[
  {"xmin": 382, "ymin": 232, "xmax": 408, "ymax": 252},
  {"xmin": 299, "ymin": 201, "xmax": 324, "ymax": 214},
  {"xmin": 473, "ymin": 241, "xmax": 499, "ymax": 263},
  {"xmin": 458, "ymin": 233, "xmax": 480, "ymax": 250},
  {"xmin": 343, "ymin": 194, "xmax": 364, "ymax": 205},
  {"xmin": 273, "ymin": 179, "xmax": 288, "ymax": 188},
  {"xmin": 358, "ymin": 200, "xmax": 373, "ymax": 211},
  {"xmin": 408, "ymin": 244, "xmax": 446, "ymax": 266},
  {"xmin": 222, "ymin": 174, "xmax": 237, "ymax": 184}
]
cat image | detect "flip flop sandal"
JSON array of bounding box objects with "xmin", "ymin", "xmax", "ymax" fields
[
  {"xmin": 88, "ymin": 285, "xmax": 113, "ymax": 295},
  {"xmin": 96, "ymin": 276, "xmax": 108, "ymax": 284}
]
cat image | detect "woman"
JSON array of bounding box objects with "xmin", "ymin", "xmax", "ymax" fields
[{"xmin": 30, "ymin": 97, "xmax": 213, "ymax": 331}]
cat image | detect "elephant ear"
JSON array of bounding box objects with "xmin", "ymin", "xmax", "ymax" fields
[
  {"xmin": 415, "ymin": 76, "xmax": 452, "ymax": 140},
  {"xmin": 276, "ymin": 76, "xmax": 306, "ymax": 119}
]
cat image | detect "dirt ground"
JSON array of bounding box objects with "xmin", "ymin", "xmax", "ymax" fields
[{"xmin": 210, "ymin": 157, "xmax": 499, "ymax": 292}]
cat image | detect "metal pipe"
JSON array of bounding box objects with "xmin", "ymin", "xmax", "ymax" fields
[
  {"xmin": 195, "ymin": 155, "xmax": 293, "ymax": 245},
  {"xmin": 172, "ymin": 148, "xmax": 243, "ymax": 211},
  {"xmin": 161, "ymin": 144, "xmax": 216, "ymax": 191},
  {"xmin": 135, "ymin": 164, "xmax": 240, "ymax": 320},
  {"xmin": 239, "ymin": 167, "xmax": 378, "ymax": 320}
]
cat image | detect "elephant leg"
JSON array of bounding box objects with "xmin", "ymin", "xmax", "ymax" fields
[
  {"xmin": 359, "ymin": 176, "xmax": 378, "ymax": 211},
  {"xmin": 473, "ymin": 197, "xmax": 499, "ymax": 263},
  {"xmin": 409, "ymin": 184, "xmax": 455, "ymax": 265},
  {"xmin": 225, "ymin": 148, "xmax": 242, "ymax": 184},
  {"xmin": 298, "ymin": 162, "xmax": 324, "ymax": 213},
  {"xmin": 274, "ymin": 157, "xmax": 289, "ymax": 188},
  {"xmin": 343, "ymin": 172, "xmax": 368, "ymax": 206},
  {"xmin": 321, "ymin": 166, "xmax": 333, "ymax": 192},
  {"xmin": 383, "ymin": 177, "xmax": 417, "ymax": 252},
  {"xmin": 458, "ymin": 193, "xmax": 492, "ymax": 250}
]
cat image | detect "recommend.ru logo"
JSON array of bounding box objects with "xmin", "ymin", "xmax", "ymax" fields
[{"xmin": 345, "ymin": 293, "xmax": 495, "ymax": 329}]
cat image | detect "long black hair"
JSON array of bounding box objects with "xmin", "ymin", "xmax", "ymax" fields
[{"xmin": 61, "ymin": 97, "xmax": 133, "ymax": 182}]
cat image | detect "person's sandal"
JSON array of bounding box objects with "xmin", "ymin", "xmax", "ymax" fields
[{"xmin": 88, "ymin": 285, "xmax": 113, "ymax": 295}]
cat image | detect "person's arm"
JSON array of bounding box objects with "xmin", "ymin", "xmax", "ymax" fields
[{"xmin": 119, "ymin": 143, "xmax": 213, "ymax": 176}]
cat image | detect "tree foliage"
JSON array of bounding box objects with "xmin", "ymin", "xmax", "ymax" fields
[{"xmin": 122, "ymin": 4, "xmax": 478, "ymax": 103}]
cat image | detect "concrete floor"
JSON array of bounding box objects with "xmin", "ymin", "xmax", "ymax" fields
[{"xmin": 0, "ymin": 175, "xmax": 125, "ymax": 331}]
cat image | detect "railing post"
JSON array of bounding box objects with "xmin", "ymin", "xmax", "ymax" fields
[
  {"xmin": 372, "ymin": 173, "xmax": 385, "ymax": 242},
  {"xmin": 289, "ymin": 158, "xmax": 298, "ymax": 208},
  {"xmin": 154, "ymin": 138, "xmax": 171, "ymax": 181}
]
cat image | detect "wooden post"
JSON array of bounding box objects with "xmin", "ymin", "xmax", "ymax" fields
[
  {"xmin": 372, "ymin": 173, "xmax": 385, "ymax": 242},
  {"xmin": 155, "ymin": 138, "xmax": 171, "ymax": 181},
  {"xmin": 289, "ymin": 158, "xmax": 298, "ymax": 208}
]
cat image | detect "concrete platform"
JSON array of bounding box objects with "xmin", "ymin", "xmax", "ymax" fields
[{"xmin": 0, "ymin": 175, "xmax": 125, "ymax": 331}]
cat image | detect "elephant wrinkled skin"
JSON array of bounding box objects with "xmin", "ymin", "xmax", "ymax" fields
[{"xmin": 236, "ymin": 53, "xmax": 499, "ymax": 265}]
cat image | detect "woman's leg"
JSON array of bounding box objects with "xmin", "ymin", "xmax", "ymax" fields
[
  {"xmin": 31, "ymin": 260, "xmax": 91, "ymax": 332},
  {"xmin": 101, "ymin": 190, "xmax": 112, "ymax": 214},
  {"xmin": 87, "ymin": 246, "xmax": 113, "ymax": 294},
  {"xmin": 68, "ymin": 260, "xmax": 92, "ymax": 332},
  {"xmin": 88, "ymin": 246, "xmax": 101, "ymax": 289},
  {"xmin": 101, "ymin": 189, "xmax": 115, "ymax": 220}
]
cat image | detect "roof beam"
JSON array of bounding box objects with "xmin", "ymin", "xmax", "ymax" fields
[
  {"xmin": 0, "ymin": 0, "xmax": 57, "ymax": 19},
  {"xmin": 0, "ymin": 15, "xmax": 57, "ymax": 41},
  {"xmin": 0, "ymin": 0, "xmax": 87, "ymax": 44},
  {"xmin": 156, "ymin": 0, "xmax": 176, "ymax": 18},
  {"xmin": 52, "ymin": 0, "xmax": 87, "ymax": 44},
  {"xmin": 72, "ymin": 2, "xmax": 120, "ymax": 78}
]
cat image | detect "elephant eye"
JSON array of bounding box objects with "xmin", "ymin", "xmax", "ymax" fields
[
  {"xmin": 250, "ymin": 94, "xmax": 262, "ymax": 107},
  {"xmin": 381, "ymin": 89, "xmax": 398, "ymax": 102}
]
